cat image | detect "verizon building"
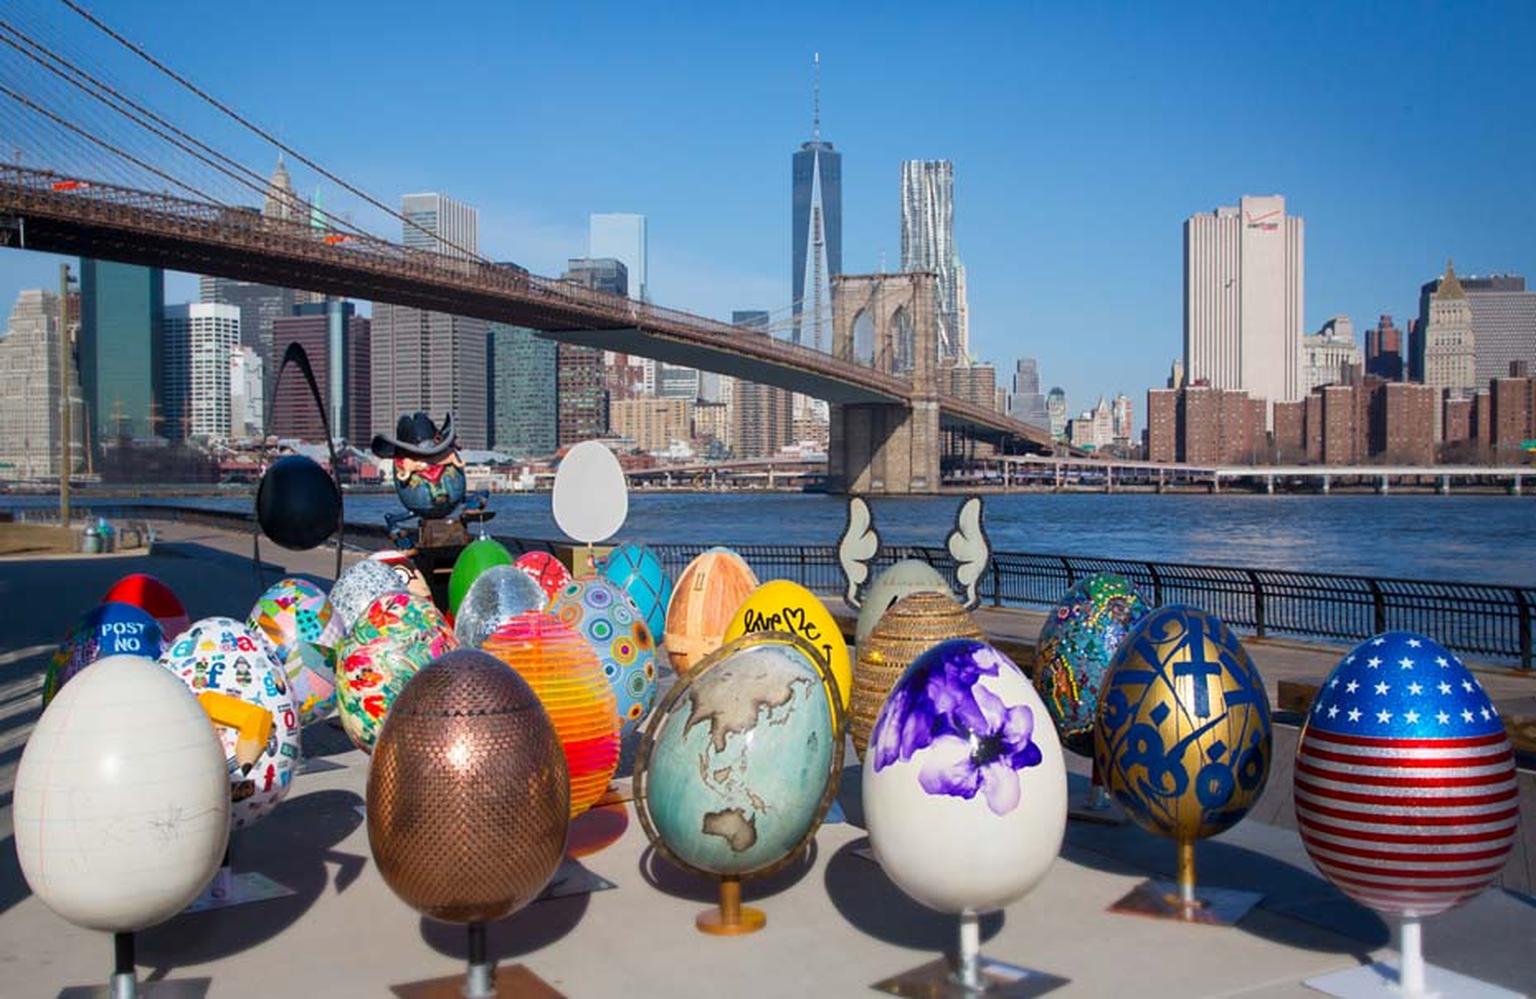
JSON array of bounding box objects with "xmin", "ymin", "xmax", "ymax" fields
[{"xmin": 1184, "ymin": 195, "xmax": 1305, "ymax": 425}]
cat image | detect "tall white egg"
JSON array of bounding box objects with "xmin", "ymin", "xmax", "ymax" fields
[
  {"xmin": 863, "ymin": 639, "xmax": 1067, "ymax": 914},
  {"xmin": 552, "ymin": 440, "xmax": 629, "ymax": 545},
  {"xmin": 14, "ymin": 655, "xmax": 229, "ymax": 931},
  {"xmin": 855, "ymin": 560, "xmax": 951, "ymax": 646}
]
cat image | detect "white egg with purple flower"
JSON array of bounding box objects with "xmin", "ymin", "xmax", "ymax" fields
[{"xmin": 863, "ymin": 638, "xmax": 1067, "ymax": 914}]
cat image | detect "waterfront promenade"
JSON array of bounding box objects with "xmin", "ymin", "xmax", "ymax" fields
[{"xmin": 0, "ymin": 521, "xmax": 1532, "ymax": 996}]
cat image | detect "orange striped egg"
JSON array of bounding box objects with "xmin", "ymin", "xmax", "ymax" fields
[{"xmin": 482, "ymin": 612, "xmax": 620, "ymax": 818}]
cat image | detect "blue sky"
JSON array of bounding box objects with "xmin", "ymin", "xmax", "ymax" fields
[{"xmin": 2, "ymin": 0, "xmax": 1534, "ymax": 422}]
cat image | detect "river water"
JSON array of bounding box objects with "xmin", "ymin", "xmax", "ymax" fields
[{"xmin": 13, "ymin": 492, "xmax": 1535, "ymax": 588}]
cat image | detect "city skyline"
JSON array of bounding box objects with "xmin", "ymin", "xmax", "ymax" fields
[{"xmin": 0, "ymin": 2, "xmax": 1533, "ymax": 417}]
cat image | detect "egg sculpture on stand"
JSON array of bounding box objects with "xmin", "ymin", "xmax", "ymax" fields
[
  {"xmin": 247, "ymin": 576, "xmax": 339, "ymax": 726},
  {"xmin": 548, "ymin": 577, "xmax": 658, "ymax": 743},
  {"xmin": 635, "ymin": 632, "xmax": 843, "ymax": 935},
  {"xmin": 723, "ymin": 578, "xmax": 851, "ymax": 719},
  {"xmin": 854, "ymin": 559, "xmax": 951, "ymax": 647},
  {"xmin": 1295, "ymin": 631, "xmax": 1521, "ymax": 999},
  {"xmin": 863, "ymin": 639, "xmax": 1068, "ymax": 993},
  {"xmin": 328, "ymin": 558, "xmax": 407, "ymax": 635},
  {"xmin": 335, "ymin": 593, "xmax": 456, "ymax": 754},
  {"xmin": 599, "ymin": 541, "xmax": 673, "ymax": 646},
  {"xmin": 453, "ymin": 564, "xmax": 549, "ymax": 650},
  {"xmin": 1094, "ymin": 604, "xmax": 1272, "ymax": 924},
  {"xmin": 101, "ymin": 572, "xmax": 190, "ymax": 640},
  {"xmin": 515, "ymin": 550, "xmax": 572, "ymax": 600},
  {"xmin": 664, "ymin": 547, "xmax": 758, "ymax": 674},
  {"xmin": 43, "ymin": 601, "xmax": 165, "ymax": 706}
]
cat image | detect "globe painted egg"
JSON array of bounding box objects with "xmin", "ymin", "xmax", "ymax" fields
[
  {"xmin": 1295, "ymin": 631, "xmax": 1518, "ymax": 919},
  {"xmin": 448, "ymin": 537, "xmax": 515, "ymax": 617},
  {"xmin": 336, "ymin": 593, "xmax": 456, "ymax": 754},
  {"xmin": 851, "ymin": 591, "xmax": 983, "ymax": 757},
  {"xmin": 482, "ymin": 613, "xmax": 619, "ymax": 818},
  {"xmin": 159, "ymin": 616, "xmax": 302, "ymax": 829},
  {"xmin": 247, "ymin": 577, "xmax": 337, "ymax": 726},
  {"xmin": 14, "ymin": 656, "xmax": 229, "ymax": 932},
  {"xmin": 864, "ymin": 639, "xmax": 1066, "ymax": 914},
  {"xmin": 724, "ymin": 579, "xmax": 851, "ymax": 713},
  {"xmin": 454, "ymin": 565, "xmax": 549, "ymax": 650},
  {"xmin": 599, "ymin": 542, "xmax": 673, "ymax": 644},
  {"xmin": 516, "ymin": 550, "xmax": 572, "ymax": 600},
  {"xmin": 665, "ymin": 547, "xmax": 758, "ymax": 674},
  {"xmin": 1034, "ymin": 573, "xmax": 1150, "ymax": 757},
  {"xmin": 368, "ymin": 549, "xmax": 434, "ymax": 604},
  {"xmin": 855, "ymin": 559, "xmax": 950, "ymax": 646},
  {"xmin": 101, "ymin": 573, "xmax": 190, "ymax": 640},
  {"xmin": 636, "ymin": 633, "xmax": 842, "ymax": 878},
  {"xmin": 44, "ymin": 602, "xmax": 165, "ymax": 706},
  {"xmin": 329, "ymin": 559, "xmax": 407, "ymax": 634},
  {"xmin": 549, "ymin": 578, "xmax": 657, "ymax": 740},
  {"xmin": 1094, "ymin": 605, "xmax": 1271, "ymax": 842},
  {"xmin": 368, "ymin": 649, "xmax": 569, "ymax": 924}
]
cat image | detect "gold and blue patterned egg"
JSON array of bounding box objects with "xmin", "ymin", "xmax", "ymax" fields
[
  {"xmin": 549, "ymin": 578, "xmax": 657, "ymax": 739},
  {"xmin": 1034, "ymin": 573, "xmax": 1149, "ymax": 757},
  {"xmin": 1094, "ymin": 605, "xmax": 1271, "ymax": 842}
]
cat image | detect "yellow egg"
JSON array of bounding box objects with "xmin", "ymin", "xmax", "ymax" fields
[{"xmin": 724, "ymin": 579, "xmax": 851, "ymax": 712}]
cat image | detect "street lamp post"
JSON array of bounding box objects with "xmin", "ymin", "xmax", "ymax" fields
[{"xmin": 57, "ymin": 262, "xmax": 72, "ymax": 526}]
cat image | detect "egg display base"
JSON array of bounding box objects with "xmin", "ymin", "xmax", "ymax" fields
[
  {"xmin": 538, "ymin": 858, "xmax": 616, "ymax": 901},
  {"xmin": 58, "ymin": 979, "xmax": 211, "ymax": 998},
  {"xmin": 870, "ymin": 957, "xmax": 1069, "ymax": 998},
  {"xmin": 181, "ymin": 870, "xmax": 296, "ymax": 914},
  {"xmin": 1303, "ymin": 962, "xmax": 1523, "ymax": 999},
  {"xmin": 1065, "ymin": 786, "xmax": 1126, "ymax": 826},
  {"xmin": 297, "ymin": 756, "xmax": 346, "ymax": 775},
  {"xmin": 388, "ymin": 964, "xmax": 563, "ymax": 999},
  {"xmin": 696, "ymin": 876, "xmax": 766, "ymax": 936},
  {"xmin": 1108, "ymin": 878, "xmax": 1264, "ymax": 927}
]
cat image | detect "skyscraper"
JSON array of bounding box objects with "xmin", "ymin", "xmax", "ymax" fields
[
  {"xmin": 900, "ymin": 160, "xmax": 964, "ymax": 361},
  {"xmin": 228, "ymin": 346, "xmax": 264, "ymax": 442},
  {"xmin": 0, "ymin": 290, "xmax": 86, "ymax": 478},
  {"xmin": 401, "ymin": 193, "xmax": 478, "ymax": 259},
  {"xmin": 1008, "ymin": 358, "xmax": 1049, "ymax": 428},
  {"xmin": 1416, "ymin": 271, "xmax": 1535, "ymax": 388},
  {"xmin": 488, "ymin": 323, "xmax": 557, "ymax": 456},
  {"xmin": 556, "ymin": 259, "xmax": 626, "ymax": 445},
  {"xmin": 1046, "ymin": 387, "xmax": 1068, "ymax": 440},
  {"xmin": 1184, "ymin": 194, "xmax": 1305, "ymax": 423},
  {"xmin": 791, "ymin": 54, "xmax": 841, "ymax": 350},
  {"xmin": 731, "ymin": 310, "xmax": 793, "ymax": 457},
  {"xmin": 1302, "ymin": 316, "xmax": 1362, "ymax": 392},
  {"xmin": 262, "ymin": 155, "xmax": 303, "ymax": 225},
  {"xmin": 589, "ymin": 214, "xmax": 648, "ymax": 302},
  {"xmin": 270, "ymin": 302, "xmax": 371, "ymax": 443},
  {"xmin": 162, "ymin": 303, "xmax": 240, "ymax": 441},
  {"xmin": 79, "ymin": 259, "xmax": 164, "ymax": 442},
  {"xmin": 1419, "ymin": 260, "xmax": 1476, "ymax": 437},
  {"xmin": 1365, "ymin": 314, "xmax": 1404, "ymax": 381}
]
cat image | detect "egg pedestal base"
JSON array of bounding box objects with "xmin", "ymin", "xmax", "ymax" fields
[
  {"xmin": 1302, "ymin": 918, "xmax": 1523, "ymax": 999},
  {"xmin": 871, "ymin": 912, "xmax": 1068, "ymax": 998},
  {"xmin": 390, "ymin": 924, "xmax": 564, "ymax": 999},
  {"xmin": 696, "ymin": 875, "xmax": 765, "ymax": 936},
  {"xmin": 57, "ymin": 932, "xmax": 211, "ymax": 999},
  {"xmin": 1066, "ymin": 769, "xmax": 1126, "ymax": 827},
  {"xmin": 1108, "ymin": 841, "xmax": 1263, "ymax": 927}
]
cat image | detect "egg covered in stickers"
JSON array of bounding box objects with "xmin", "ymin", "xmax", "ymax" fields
[
  {"xmin": 863, "ymin": 639, "xmax": 1066, "ymax": 914},
  {"xmin": 159, "ymin": 616, "xmax": 302, "ymax": 829},
  {"xmin": 1034, "ymin": 572, "xmax": 1150, "ymax": 756},
  {"xmin": 1295, "ymin": 631, "xmax": 1518, "ymax": 919},
  {"xmin": 599, "ymin": 543, "xmax": 673, "ymax": 645},
  {"xmin": 43, "ymin": 601, "xmax": 165, "ymax": 706},
  {"xmin": 247, "ymin": 577, "xmax": 338, "ymax": 726},
  {"xmin": 1094, "ymin": 604, "xmax": 1271, "ymax": 842},
  {"xmin": 336, "ymin": 593, "xmax": 456, "ymax": 754},
  {"xmin": 549, "ymin": 577, "xmax": 657, "ymax": 739}
]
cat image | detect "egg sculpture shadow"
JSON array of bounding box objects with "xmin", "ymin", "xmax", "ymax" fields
[
  {"xmin": 1034, "ymin": 572, "xmax": 1150, "ymax": 757},
  {"xmin": 256, "ymin": 454, "xmax": 340, "ymax": 551},
  {"xmin": 367, "ymin": 648, "xmax": 571, "ymax": 925}
]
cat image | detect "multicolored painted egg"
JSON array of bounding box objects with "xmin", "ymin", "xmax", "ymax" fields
[
  {"xmin": 101, "ymin": 573, "xmax": 190, "ymax": 641},
  {"xmin": 723, "ymin": 579, "xmax": 850, "ymax": 713},
  {"xmin": 549, "ymin": 578, "xmax": 657, "ymax": 739},
  {"xmin": 329, "ymin": 559, "xmax": 407, "ymax": 634},
  {"xmin": 159, "ymin": 616, "xmax": 302, "ymax": 829},
  {"xmin": 664, "ymin": 547, "xmax": 758, "ymax": 674},
  {"xmin": 863, "ymin": 639, "xmax": 1066, "ymax": 914},
  {"xmin": 247, "ymin": 577, "xmax": 337, "ymax": 726},
  {"xmin": 855, "ymin": 559, "xmax": 950, "ymax": 646},
  {"xmin": 482, "ymin": 612, "xmax": 619, "ymax": 818},
  {"xmin": 1295, "ymin": 631, "xmax": 1518, "ymax": 918},
  {"xmin": 1034, "ymin": 573, "xmax": 1150, "ymax": 757},
  {"xmin": 515, "ymin": 550, "xmax": 572, "ymax": 600},
  {"xmin": 599, "ymin": 543, "xmax": 673, "ymax": 644},
  {"xmin": 43, "ymin": 602, "xmax": 165, "ymax": 706},
  {"xmin": 1094, "ymin": 605, "xmax": 1271, "ymax": 842},
  {"xmin": 368, "ymin": 549, "xmax": 434, "ymax": 604},
  {"xmin": 454, "ymin": 565, "xmax": 549, "ymax": 649},
  {"xmin": 335, "ymin": 593, "xmax": 456, "ymax": 754}
]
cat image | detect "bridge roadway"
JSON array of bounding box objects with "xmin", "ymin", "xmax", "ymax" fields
[
  {"xmin": 0, "ymin": 165, "xmax": 1050, "ymax": 450},
  {"xmin": 975, "ymin": 455, "xmax": 1532, "ymax": 493}
]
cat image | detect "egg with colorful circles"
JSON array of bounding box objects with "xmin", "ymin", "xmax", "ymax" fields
[
  {"xmin": 550, "ymin": 577, "xmax": 657, "ymax": 739},
  {"xmin": 599, "ymin": 542, "xmax": 673, "ymax": 645},
  {"xmin": 336, "ymin": 593, "xmax": 457, "ymax": 754},
  {"xmin": 723, "ymin": 579, "xmax": 850, "ymax": 715},
  {"xmin": 158, "ymin": 616, "xmax": 302, "ymax": 829},
  {"xmin": 247, "ymin": 577, "xmax": 338, "ymax": 726}
]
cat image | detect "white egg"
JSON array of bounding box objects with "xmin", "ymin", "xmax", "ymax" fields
[
  {"xmin": 552, "ymin": 440, "xmax": 629, "ymax": 544},
  {"xmin": 14, "ymin": 655, "xmax": 229, "ymax": 932},
  {"xmin": 856, "ymin": 559, "xmax": 951, "ymax": 645},
  {"xmin": 863, "ymin": 639, "xmax": 1067, "ymax": 914}
]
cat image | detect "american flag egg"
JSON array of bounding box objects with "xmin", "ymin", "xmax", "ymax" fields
[{"xmin": 1294, "ymin": 631, "xmax": 1518, "ymax": 918}]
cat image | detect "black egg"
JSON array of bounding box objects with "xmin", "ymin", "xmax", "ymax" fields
[{"xmin": 256, "ymin": 455, "xmax": 341, "ymax": 550}]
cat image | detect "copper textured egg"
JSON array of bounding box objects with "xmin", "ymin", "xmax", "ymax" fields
[
  {"xmin": 367, "ymin": 649, "xmax": 570, "ymax": 924},
  {"xmin": 1094, "ymin": 605, "xmax": 1271, "ymax": 842}
]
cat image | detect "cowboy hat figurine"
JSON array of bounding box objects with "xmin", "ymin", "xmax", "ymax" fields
[{"xmin": 371, "ymin": 411, "xmax": 469, "ymax": 522}]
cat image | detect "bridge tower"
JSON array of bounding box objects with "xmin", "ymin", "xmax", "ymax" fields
[{"xmin": 827, "ymin": 272, "xmax": 941, "ymax": 494}]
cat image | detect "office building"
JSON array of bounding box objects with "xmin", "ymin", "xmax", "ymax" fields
[
  {"xmin": 488, "ymin": 323, "xmax": 557, "ymax": 456},
  {"xmin": 163, "ymin": 303, "xmax": 240, "ymax": 441},
  {"xmin": 270, "ymin": 302, "xmax": 370, "ymax": 443},
  {"xmin": 901, "ymin": 160, "xmax": 964, "ymax": 361},
  {"xmin": 611, "ymin": 398, "xmax": 691, "ymax": 453},
  {"xmin": 1046, "ymin": 387, "xmax": 1068, "ymax": 440},
  {"xmin": 658, "ymin": 364, "xmax": 702, "ymax": 401},
  {"xmin": 1112, "ymin": 394, "xmax": 1134, "ymax": 444},
  {"xmin": 791, "ymin": 55, "xmax": 842, "ymax": 349},
  {"xmin": 262, "ymin": 155, "xmax": 303, "ymax": 225},
  {"xmin": 79, "ymin": 259, "xmax": 164, "ymax": 442},
  {"xmin": 1303, "ymin": 316, "xmax": 1362, "ymax": 392},
  {"xmin": 402, "ymin": 192, "xmax": 478, "ymax": 259},
  {"xmin": 1184, "ymin": 194, "xmax": 1305, "ymax": 423},
  {"xmin": 1365, "ymin": 314, "xmax": 1404, "ymax": 381},
  {"xmin": 1067, "ymin": 397, "xmax": 1116, "ymax": 451},
  {"xmin": 228, "ymin": 346, "xmax": 264, "ymax": 442},
  {"xmin": 1417, "ymin": 260, "xmax": 1477, "ymax": 438},
  {"xmin": 1415, "ymin": 271, "xmax": 1535, "ymax": 389},
  {"xmin": 946, "ymin": 362, "xmax": 998, "ymax": 410},
  {"xmin": 556, "ymin": 259, "xmax": 625, "ymax": 445},
  {"xmin": 0, "ymin": 290, "xmax": 86, "ymax": 479},
  {"xmin": 589, "ymin": 214, "xmax": 648, "ymax": 302},
  {"xmin": 1008, "ymin": 358, "xmax": 1049, "ymax": 428},
  {"xmin": 1146, "ymin": 389, "xmax": 1177, "ymax": 462},
  {"xmin": 198, "ymin": 277, "xmax": 295, "ymax": 401}
]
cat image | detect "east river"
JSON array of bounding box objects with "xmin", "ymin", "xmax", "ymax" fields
[{"xmin": 15, "ymin": 491, "xmax": 1536, "ymax": 588}]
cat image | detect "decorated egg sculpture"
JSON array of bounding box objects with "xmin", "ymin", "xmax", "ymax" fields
[
  {"xmin": 1095, "ymin": 605, "xmax": 1271, "ymax": 842},
  {"xmin": 160, "ymin": 616, "xmax": 302, "ymax": 829},
  {"xmin": 599, "ymin": 542, "xmax": 673, "ymax": 644},
  {"xmin": 863, "ymin": 639, "xmax": 1066, "ymax": 914},
  {"xmin": 454, "ymin": 564, "xmax": 549, "ymax": 650},
  {"xmin": 329, "ymin": 558, "xmax": 407, "ymax": 634},
  {"xmin": 723, "ymin": 579, "xmax": 851, "ymax": 714},
  {"xmin": 43, "ymin": 601, "xmax": 165, "ymax": 706},
  {"xmin": 1295, "ymin": 631, "xmax": 1518, "ymax": 918},
  {"xmin": 247, "ymin": 577, "xmax": 338, "ymax": 726},
  {"xmin": 1034, "ymin": 573, "xmax": 1150, "ymax": 756},
  {"xmin": 336, "ymin": 593, "xmax": 456, "ymax": 754},
  {"xmin": 549, "ymin": 577, "xmax": 657, "ymax": 739},
  {"xmin": 855, "ymin": 559, "xmax": 950, "ymax": 647},
  {"xmin": 368, "ymin": 548, "xmax": 434, "ymax": 604},
  {"xmin": 448, "ymin": 537, "xmax": 515, "ymax": 618},
  {"xmin": 15, "ymin": 655, "xmax": 229, "ymax": 932},
  {"xmin": 516, "ymin": 550, "xmax": 572, "ymax": 600},
  {"xmin": 665, "ymin": 547, "xmax": 759, "ymax": 673},
  {"xmin": 101, "ymin": 572, "xmax": 190, "ymax": 640}
]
